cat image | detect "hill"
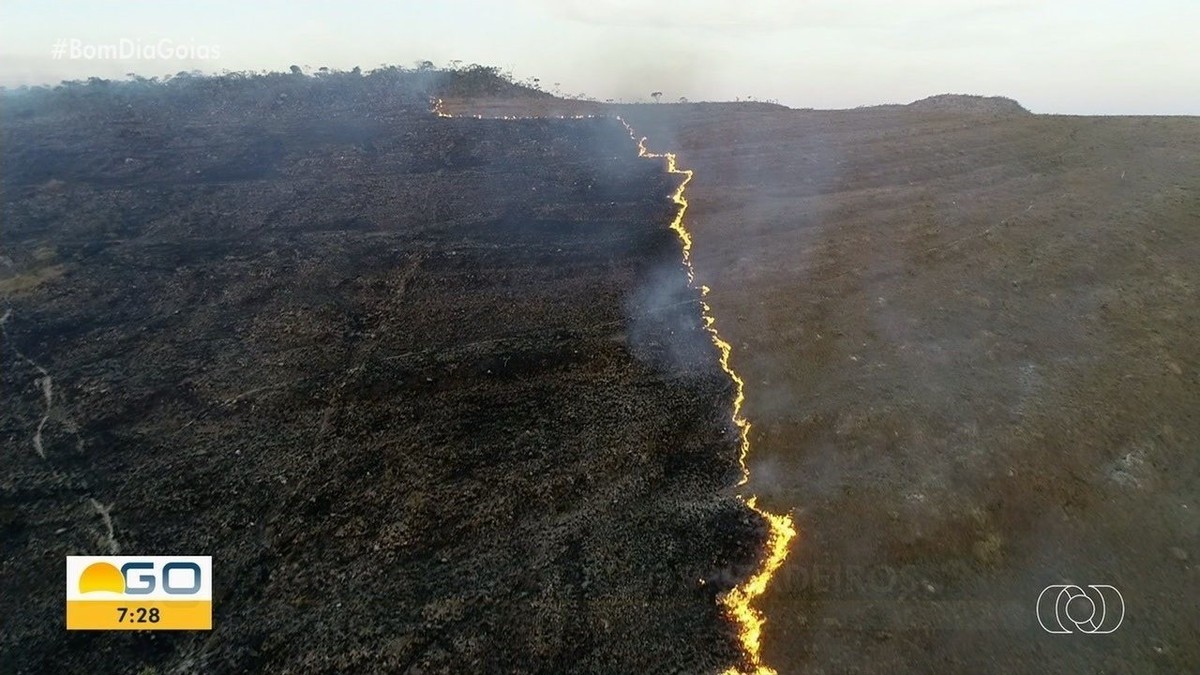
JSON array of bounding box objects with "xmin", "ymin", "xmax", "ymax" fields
[{"xmin": 907, "ymin": 93, "xmax": 1031, "ymax": 114}]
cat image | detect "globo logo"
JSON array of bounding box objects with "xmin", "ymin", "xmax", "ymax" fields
[{"xmin": 1037, "ymin": 584, "xmax": 1125, "ymax": 634}]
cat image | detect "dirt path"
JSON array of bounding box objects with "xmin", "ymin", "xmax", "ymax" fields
[{"xmin": 2, "ymin": 308, "xmax": 54, "ymax": 458}]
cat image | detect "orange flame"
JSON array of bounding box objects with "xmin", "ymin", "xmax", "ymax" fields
[
  {"xmin": 434, "ymin": 99, "xmax": 796, "ymax": 675},
  {"xmin": 620, "ymin": 120, "xmax": 796, "ymax": 675}
]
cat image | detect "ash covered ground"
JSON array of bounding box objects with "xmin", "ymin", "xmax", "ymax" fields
[
  {"xmin": 0, "ymin": 73, "xmax": 767, "ymax": 673},
  {"xmin": 450, "ymin": 95, "xmax": 1200, "ymax": 673}
]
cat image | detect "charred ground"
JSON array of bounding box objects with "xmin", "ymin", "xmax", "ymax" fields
[
  {"xmin": 0, "ymin": 73, "xmax": 766, "ymax": 673},
  {"xmin": 447, "ymin": 95, "xmax": 1200, "ymax": 673}
]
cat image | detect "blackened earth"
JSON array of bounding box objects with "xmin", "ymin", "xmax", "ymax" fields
[{"xmin": 0, "ymin": 80, "xmax": 765, "ymax": 673}]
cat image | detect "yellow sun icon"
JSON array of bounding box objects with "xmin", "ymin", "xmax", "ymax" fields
[{"xmin": 79, "ymin": 562, "xmax": 124, "ymax": 594}]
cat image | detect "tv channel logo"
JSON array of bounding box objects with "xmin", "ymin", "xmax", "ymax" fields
[
  {"xmin": 1037, "ymin": 584, "xmax": 1124, "ymax": 634},
  {"xmin": 66, "ymin": 556, "xmax": 212, "ymax": 630}
]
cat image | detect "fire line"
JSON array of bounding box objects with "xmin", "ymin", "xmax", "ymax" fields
[
  {"xmin": 435, "ymin": 98, "xmax": 797, "ymax": 675},
  {"xmin": 618, "ymin": 120, "xmax": 796, "ymax": 675}
]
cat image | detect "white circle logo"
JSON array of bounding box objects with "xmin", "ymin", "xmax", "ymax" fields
[{"xmin": 1037, "ymin": 584, "xmax": 1125, "ymax": 634}]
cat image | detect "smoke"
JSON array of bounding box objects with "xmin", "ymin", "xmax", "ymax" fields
[{"xmin": 623, "ymin": 256, "xmax": 717, "ymax": 378}]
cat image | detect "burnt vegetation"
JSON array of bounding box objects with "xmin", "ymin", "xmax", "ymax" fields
[{"xmin": 0, "ymin": 68, "xmax": 766, "ymax": 672}]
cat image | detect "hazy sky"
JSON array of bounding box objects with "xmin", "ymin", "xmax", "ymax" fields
[{"xmin": 1, "ymin": 0, "xmax": 1196, "ymax": 114}]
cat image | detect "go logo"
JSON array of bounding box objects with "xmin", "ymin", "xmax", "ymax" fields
[
  {"xmin": 78, "ymin": 560, "xmax": 203, "ymax": 595},
  {"xmin": 66, "ymin": 556, "xmax": 212, "ymax": 630}
]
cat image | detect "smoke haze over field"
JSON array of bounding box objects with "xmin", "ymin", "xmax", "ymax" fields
[{"xmin": 1, "ymin": 0, "xmax": 1197, "ymax": 114}]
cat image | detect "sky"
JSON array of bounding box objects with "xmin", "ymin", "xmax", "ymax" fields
[{"xmin": 0, "ymin": 0, "xmax": 1196, "ymax": 114}]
